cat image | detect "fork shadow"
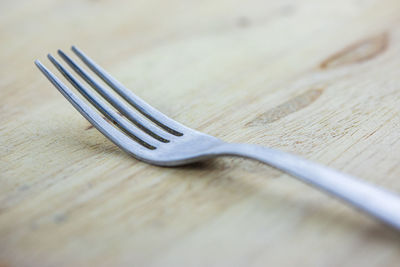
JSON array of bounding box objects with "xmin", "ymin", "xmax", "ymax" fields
[
  {"xmin": 179, "ymin": 161, "xmax": 400, "ymax": 238},
  {"xmin": 41, "ymin": 120, "xmax": 400, "ymax": 244}
]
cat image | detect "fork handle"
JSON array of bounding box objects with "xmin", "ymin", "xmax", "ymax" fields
[{"xmin": 214, "ymin": 143, "xmax": 400, "ymax": 230}]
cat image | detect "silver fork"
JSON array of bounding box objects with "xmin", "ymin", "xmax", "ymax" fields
[{"xmin": 35, "ymin": 46, "xmax": 400, "ymax": 230}]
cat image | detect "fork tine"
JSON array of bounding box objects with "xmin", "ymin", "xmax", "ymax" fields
[
  {"xmin": 57, "ymin": 49, "xmax": 171, "ymax": 143},
  {"xmin": 71, "ymin": 45, "xmax": 184, "ymax": 136},
  {"xmin": 34, "ymin": 60, "xmax": 152, "ymax": 155},
  {"xmin": 47, "ymin": 54, "xmax": 161, "ymax": 149}
]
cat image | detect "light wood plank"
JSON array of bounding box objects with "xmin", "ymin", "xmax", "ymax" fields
[{"xmin": 1, "ymin": 0, "xmax": 400, "ymax": 266}]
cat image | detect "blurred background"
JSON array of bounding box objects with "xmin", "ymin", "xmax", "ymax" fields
[{"xmin": 1, "ymin": 0, "xmax": 400, "ymax": 266}]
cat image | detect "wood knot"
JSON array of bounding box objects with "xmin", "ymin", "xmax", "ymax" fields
[
  {"xmin": 247, "ymin": 88, "xmax": 323, "ymax": 126},
  {"xmin": 320, "ymin": 32, "xmax": 389, "ymax": 69}
]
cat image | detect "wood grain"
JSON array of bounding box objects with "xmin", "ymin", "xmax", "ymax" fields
[{"xmin": 1, "ymin": 0, "xmax": 400, "ymax": 266}]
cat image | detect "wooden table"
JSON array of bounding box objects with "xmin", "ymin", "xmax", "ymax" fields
[{"xmin": 1, "ymin": 0, "xmax": 400, "ymax": 266}]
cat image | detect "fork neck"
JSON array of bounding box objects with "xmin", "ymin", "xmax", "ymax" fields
[{"xmin": 212, "ymin": 143, "xmax": 291, "ymax": 171}]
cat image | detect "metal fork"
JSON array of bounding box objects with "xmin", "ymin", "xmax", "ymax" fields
[{"xmin": 35, "ymin": 46, "xmax": 400, "ymax": 230}]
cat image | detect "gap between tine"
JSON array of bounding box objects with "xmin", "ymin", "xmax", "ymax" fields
[
  {"xmin": 47, "ymin": 54, "xmax": 159, "ymax": 150},
  {"xmin": 57, "ymin": 49, "xmax": 171, "ymax": 143},
  {"xmin": 34, "ymin": 60, "xmax": 154, "ymax": 152},
  {"xmin": 71, "ymin": 45, "xmax": 184, "ymax": 136}
]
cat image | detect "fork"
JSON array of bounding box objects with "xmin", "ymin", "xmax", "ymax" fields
[{"xmin": 35, "ymin": 46, "xmax": 400, "ymax": 230}]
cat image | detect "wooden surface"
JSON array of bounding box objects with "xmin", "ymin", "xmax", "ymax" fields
[{"xmin": 1, "ymin": 0, "xmax": 400, "ymax": 266}]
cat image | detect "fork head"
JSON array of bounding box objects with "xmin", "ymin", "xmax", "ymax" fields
[{"xmin": 35, "ymin": 46, "xmax": 223, "ymax": 166}]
